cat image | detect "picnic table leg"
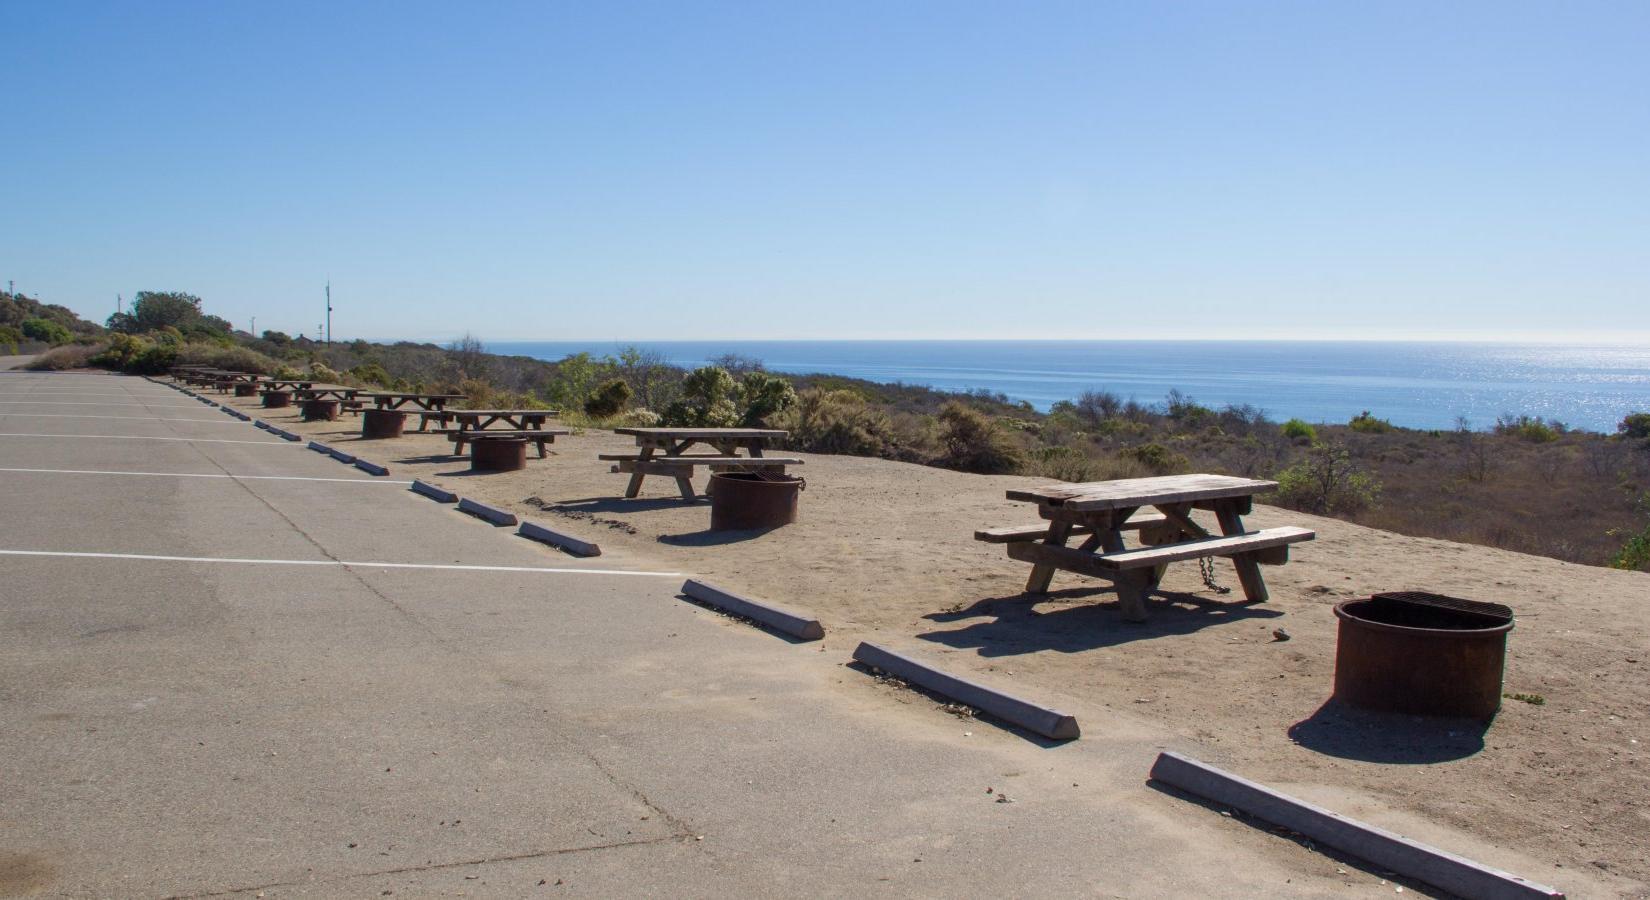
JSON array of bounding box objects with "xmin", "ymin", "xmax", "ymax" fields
[
  {"xmin": 1024, "ymin": 520, "xmax": 1074, "ymax": 594},
  {"xmin": 674, "ymin": 474, "xmax": 697, "ymax": 501},
  {"xmin": 1094, "ymin": 515, "xmax": 1151, "ymax": 621},
  {"xmin": 624, "ymin": 446, "xmax": 655, "ymax": 498},
  {"xmin": 1214, "ymin": 501, "xmax": 1269, "ymax": 602}
]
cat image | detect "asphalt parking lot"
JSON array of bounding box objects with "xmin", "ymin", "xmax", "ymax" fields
[{"xmin": 0, "ymin": 370, "xmax": 1354, "ymax": 897}]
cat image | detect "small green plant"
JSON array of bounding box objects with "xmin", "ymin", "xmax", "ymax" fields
[
  {"xmin": 0, "ymin": 324, "xmax": 22, "ymax": 354},
  {"xmin": 1280, "ymin": 418, "xmax": 1316, "ymax": 442},
  {"xmin": 1494, "ymin": 414, "xmax": 1562, "ymax": 443},
  {"xmin": 1348, "ymin": 410, "xmax": 1395, "ymax": 434},
  {"xmin": 1611, "ymin": 521, "xmax": 1650, "ymax": 571},
  {"xmin": 1502, "ymin": 692, "xmax": 1546, "ymax": 706}
]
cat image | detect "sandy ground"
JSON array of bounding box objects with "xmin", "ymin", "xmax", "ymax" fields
[{"xmin": 221, "ymin": 386, "xmax": 1649, "ymax": 895}]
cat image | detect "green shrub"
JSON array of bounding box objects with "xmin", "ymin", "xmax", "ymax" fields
[
  {"xmin": 1611, "ymin": 522, "xmax": 1650, "ymax": 571},
  {"xmin": 1348, "ymin": 410, "xmax": 1395, "ymax": 434},
  {"xmin": 584, "ymin": 379, "xmax": 633, "ymax": 418},
  {"xmin": 129, "ymin": 343, "xmax": 178, "ymax": 374},
  {"xmin": 1029, "ymin": 445, "xmax": 1101, "ymax": 482},
  {"xmin": 347, "ymin": 362, "xmax": 395, "ymax": 388},
  {"xmin": 662, "ymin": 366, "xmax": 740, "ymax": 427},
  {"xmin": 737, "ymin": 371, "xmax": 797, "ymax": 426},
  {"xmin": 1494, "ymin": 414, "xmax": 1562, "ymax": 443},
  {"xmin": 1272, "ymin": 442, "xmax": 1381, "ymax": 514},
  {"xmin": 661, "ymin": 366, "xmax": 797, "ymax": 428},
  {"xmin": 0, "ymin": 324, "xmax": 21, "ymax": 354},
  {"xmin": 778, "ymin": 388, "xmax": 898, "ymax": 457},
  {"xmin": 935, "ymin": 401, "xmax": 1023, "ymax": 474},
  {"xmin": 21, "ymin": 317, "xmax": 73, "ymax": 345},
  {"xmin": 1281, "ymin": 418, "xmax": 1317, "ymax": 442},
  {"xmin": 89, "ymin": 333, "xmax": 151, "ymax": 370},
  {"xmin": 1618, "ymin": 412, "xmax": 1650, "ymax": 440},
  {"xmin": 1120, "ymin": 442, "xmax": 1188, "ymax": 475}
]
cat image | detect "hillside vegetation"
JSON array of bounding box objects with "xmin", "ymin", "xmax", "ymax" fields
[{"xmin": 21, "ymin": 288, "xmax": 1650, "ymax": 571}]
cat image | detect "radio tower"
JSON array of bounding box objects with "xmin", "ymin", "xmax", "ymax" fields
[{"xmin": 325, "ymin": 281, "xmax": 333, "ymax": 345}]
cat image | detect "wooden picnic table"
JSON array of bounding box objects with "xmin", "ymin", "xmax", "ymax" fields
[
  {"xmin": 978, "ymin": 474, "xmax": 1315, "ymax": 622},
  {"xmin": 607, "ymin": 427, "xmax": 798, "ymax": 500},
  {"xmin": 418, "ymin": 408, "xmax": 555, "ymax": 432},
  {"xmin": 360, "ymin": 392, "xmax": 467, "ymax": 412}
]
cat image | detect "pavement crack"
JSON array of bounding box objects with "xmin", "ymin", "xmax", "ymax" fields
[
  {"xmin": 166, "ymin": 413, "xmax": 448, "ymax": 644},
  {"xmin": 162, "ymin": 835, "xmax": 682, "ymax": 898}
]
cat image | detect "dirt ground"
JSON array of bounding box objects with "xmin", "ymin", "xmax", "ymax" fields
[{"xmin": 226, "ymin": 387, "xmax": 1650, "ymax": 896}]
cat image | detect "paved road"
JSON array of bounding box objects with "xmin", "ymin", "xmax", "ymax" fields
[{"xmin": 0, "ymin": 371, "xmax": 1359, "ymax": 897}]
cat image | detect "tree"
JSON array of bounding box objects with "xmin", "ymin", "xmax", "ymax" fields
[
  {"xmin": 110, "ymin": 291, "xmax": 206, "ymax": 334},
  {"xmin": 1620, "ymin": 412, "xmax": 1650, "ymax": 440},
  {"xmin": 1273, "ymin": 441, "xmax": 1381, "ymax": 514},
  {"xmin": 614, "ymin": 346, "xmax": 677, "ymax": 411}
]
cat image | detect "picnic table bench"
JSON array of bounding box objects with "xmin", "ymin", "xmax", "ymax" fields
[
  {"xmin": 607, "ymin": 427, "xmax": 799, "ymax": 500},
  {"xmin": 978, "ymin": 474, "xmax": 1314, "ymax": 622},
  {"xmin": 447, "ymin": 428, "xmax": 571, "ymax": 458}
]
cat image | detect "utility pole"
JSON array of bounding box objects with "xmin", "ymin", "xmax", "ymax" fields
[
  {"xmin": 325, "ymin": 281, "xmax": 333, "ymax": 345},
  {"xmin": 117, "ymin": 294, "xmax": 123, "ymax": 315},
  {"xmin": 250, "ymin": 316, "xmax": 256, "ymax": 337}
]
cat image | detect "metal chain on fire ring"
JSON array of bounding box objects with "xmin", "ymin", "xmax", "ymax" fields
[{"xmin": 1199, "ymin": 556, "xmax": 1231, "ymax": 594}]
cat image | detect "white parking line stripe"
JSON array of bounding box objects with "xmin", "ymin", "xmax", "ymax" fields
[
  {"xmin": 0, "ymin": 467, "xmax": 410, "ymax": 484},
  {"xmin": 0, "ymin": 433, "xmax": 296, "ymax": 445},
  {"xmin": 0, "ymin": 549, "xmax": 682, "ymax": 578},
  {"xmin": 0, "ymin": 414, "xmax": 244, "ymax": 423},
  {"xmin": 0, "ymin": 401, "xmax": 209, "ymax": 408}
]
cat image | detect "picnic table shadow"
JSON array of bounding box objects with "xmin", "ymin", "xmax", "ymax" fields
[
  {"xmin": 1286, "ymin": 698, "xmax": 1488, "ymax": 764},
  {"xmin": 917, "ymin": 587, "xmax": 1282, "ymax": 656},
  {"xmin": 550, "ymin": 496, "xmax": 710, "ymax": 514}
]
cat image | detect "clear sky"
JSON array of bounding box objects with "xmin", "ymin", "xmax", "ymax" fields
[{"xmin": 2, "ymin": 1, "xmax": 1646, "ymax": 343}]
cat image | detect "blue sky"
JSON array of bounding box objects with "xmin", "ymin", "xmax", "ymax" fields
[{"xmin": 2, "ymin": 1, "xmax": 1646, "ymax": 342}]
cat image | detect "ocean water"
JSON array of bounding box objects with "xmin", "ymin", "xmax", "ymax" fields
[{"xmin": 486, "ymin": 340, "xmax": 1650, "ymax": 433}]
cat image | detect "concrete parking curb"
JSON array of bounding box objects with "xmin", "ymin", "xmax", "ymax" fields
[
  {"xmin": 458, "ymin": 498, "xmax": 518, "ymax": 526},
  {"xmin": 1147, "ymin": 752, "xmax": 1564, "ymax": 900},
  {"xmin": 681, "ymin": 579, "xmax": 824, "ymax": 640},
  {"xmin": 277, "ymin": 430, "xmax": 301, "ymax": 441},
  {"xmin": 851, "ymin": 642, "xmax": 1080, "ymax": 740},
  {"xmin": 354, "ymin": 459, "xmax": 390, "ymax": 476},
  {"xmin": 410, "ymin": 480, "xmax": 458, "ymax": 503},
  {"xmin": 254, "ymin": 421, "xmax": 272, "ymax": 431},
  {"xmin": 308, "ymin": 441, "xmax": 332, "ymax": 454},
  {"xmin": 517, "ymin": 520, "xmax": 601, "ymax": 557},
  {"xmin": 328, "ymin": 448, "xmax": 356, "ymax": 464}
]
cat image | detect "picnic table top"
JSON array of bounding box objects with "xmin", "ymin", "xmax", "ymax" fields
[
  {"xmin": 1006, "ymin": 474, "xmax": 1277, "ymax": 512},
  {"xmin": 613, "ymin": 427, "xmax": 788, "ymax": 440},
  {"xmin": 359, "ymin": 392, "xmax": 468, "ymax": 400}
]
